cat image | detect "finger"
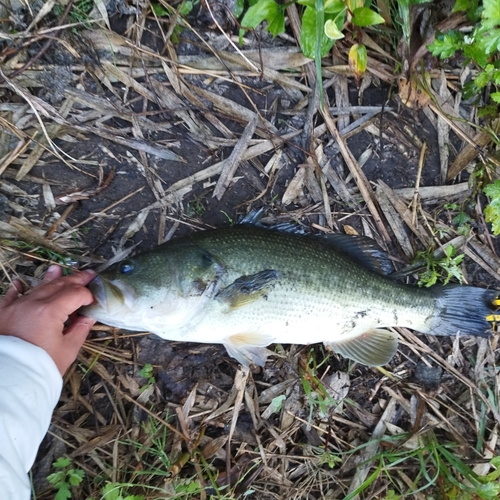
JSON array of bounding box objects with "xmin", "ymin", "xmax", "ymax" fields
[
  {"xmin": 64, "ymin": 315, "xmax": 95, "ymax": 339},
  {"xmin": 46, "ymin": 285, "xmax": 96, "ymax": 319},
  {"xmin": 0, "ymin": 280, "xmax": 22, "ymax": 308},
  {"xmin": 54, "ymin": 269, "xmax": 97, "ymax": 287},
  {"xmin": 42, "ymin": 264, "xmax": 62, "ymax": 283},
  {"xmin": 30, "ymin": 269, "xmax": 98, "ymax": 300},
  {"xmin": 60, "ymin": 316, "xmax": 95, "ymax": 371}
]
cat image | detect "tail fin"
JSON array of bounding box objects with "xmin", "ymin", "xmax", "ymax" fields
[{"xmin": 428, "ymin": 285, "xmax": 498, "ymax": 337}]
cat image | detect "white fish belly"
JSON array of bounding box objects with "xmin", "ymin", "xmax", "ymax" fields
[{"xmin": 161, "ymin": 281, "xmax": 432, "ymax": 346}]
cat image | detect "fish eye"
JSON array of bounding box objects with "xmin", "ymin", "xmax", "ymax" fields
[{"xmin": 119, "ymin": 260, "xmax": 135, "ymax": 275}]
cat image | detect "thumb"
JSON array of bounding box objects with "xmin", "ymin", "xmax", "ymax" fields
[{"xmin": 0, "ymin": 281, "xmax": 22, "ymax": 308}]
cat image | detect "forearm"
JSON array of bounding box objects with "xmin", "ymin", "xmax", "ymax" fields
[{"xmin": 0, "ymin": 336, "xmax": 62, "ymax": 499}]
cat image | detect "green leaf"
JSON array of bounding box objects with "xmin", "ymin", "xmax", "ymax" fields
[
  {"xmin": 347, "ymin": 0, "xmax": 363, "ymax": 10},
  {"xmin": 270, "ymin": 395, "xmax": 286, "ymax": 412},
  {"xmin": 478, "ymin": 104, "xmax": 499, "ymax": 119},
  {"xmin": 68, "ymin": 469, "xmax": 84, "ymax": 486},
  {"xmin": 55, "ymin": 485, "xmax": 72, "ymax": 500},
  {"xmin": 53, "ymin": 457, "xmax": 71, "ymax": 469},
  {"xmin": 348, "ymin": 43, "xmax": 367, "ymax": 79},
  {"xmin": 463, "ymin": 80, "xmax": 480, "ymax": 100},
  {"xmin": 234, "ymin": 0, "xmax": 245, "ymax": 18},
  {"xmin": 452, "ymin": 211, "xmax": 471, "ymax": 227},
  {"xmin": 151, "ymin": 3, "xmax": 170, "ymax": 16},
  {"xmin": 300, "ymin": 7, "xmax": 336, "ymax": 59},
  {"xmin": 102, "ymin": 483, "xmax": 121, "ymax": 500},
  {"xmin": 314, "ymin": 0, "xmax": 325, "ymax": 107},
  {"xmin": 475, "ymin": 70, "xmax": 490, "ymax": 88},
  {"xmin": 296, "ymin": 0, "xmax": 315, "ymax": 8},
  {"xmin": 324, "ymin": 0, "xmax": 345, "ymax": 14},
  {"xmin": 452, "ymin": 0, "xmax": 470, "ymax": 12},
  {"xmin": 240, "ymin": 0, "xmax": 285, "ymax": 37},
  {"xmin": 484, "ymin": 180, "xmax": 500, "ymax": 235},
  {"xmin": 324, "ymin": 18, "xmax": 344, "ymax": 39},
  {"xmin": 483, "ymin": 0, "xmax": 500, "ymax": 29},
  {"xmin": 47, "ymin": 472, "xmax": 64, "ymax": 485},
  {"xmin": 463, "ymin": 43, "xmax": 489, "ymax": 68},
  {"xmin": 476, "ymin": 481, "xmax": 500, "ymax": 499},
  {"xmin": 482, "ymin": 29, "xmax": 500, "ymax": 54},
  {"xmin": 427, "ymin": 31, "xmax": 463, "ymax": 58},
  {"xmin": 351, "ymin": 7, "xmax": 385, "ymax": 27},
  {"xmin": 297, "ymin": 0, "xmax": 344, "ymax": 13},
  {"xmin": 491, "ymin": 92, "xmax": 500, "ymax": 103},
  {"xmin": 139, "ymin": 363, "xmax": 153, "ymax": 378},
  {"xmin": 267, "ymin": 8, "xmax": 286, "ymax": 36},
  {"xmin": 180, "ymin": 1, "xmax": 193, "ymax": 16}
]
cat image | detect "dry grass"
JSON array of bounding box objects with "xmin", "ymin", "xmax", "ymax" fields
[{"xmin": 1, "ymin": 1, "xmax": 499, "ymax": 499}]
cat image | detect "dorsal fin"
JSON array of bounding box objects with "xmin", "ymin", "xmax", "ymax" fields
[
  {"xmin": 239, "ymin": 210, "xmax": 393, "ymax": 275},
  {"xmin": 239, "ymin": 209, "xmax": 307, "ymax": 234},
  {"xmin": 315, "ymin": 234, "xmax": 394, "ymax": 276},
  {"xmin": 238, "ymin": 209, "xmax": 265, "ymax": 225}
]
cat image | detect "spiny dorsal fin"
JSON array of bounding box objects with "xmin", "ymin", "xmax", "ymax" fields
[
  {"xmin": 239, "ymin": 210, "xmax": 393, "ymax": 275},
  {"xmin": 239, "ymin": 209, "xmax": 307, "ymax": 234},
  {"xmin": 324, "ymin": 329, "xmax": 399, "ymax": 366}
]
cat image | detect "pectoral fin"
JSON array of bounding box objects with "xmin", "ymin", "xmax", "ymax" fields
[
  {"xmin": 324, "ymin": 329, "xmax": 399, "ymax": 366},
  {"xmin": 217, "ymin": 270, "xmax": 279, "ymax": 310},
  {"xmin": 224, "ymin": 332, "xmax": 275, "ymax": 367}
]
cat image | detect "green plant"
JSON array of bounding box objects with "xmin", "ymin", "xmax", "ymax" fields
[
  {"xmin": 186, "ymin": 194, "xmax": 206, "ymax": 217},
  {"xmin": 151, "ymin": 1, "xmax": 198, "ymax": 43},
  {"xmin": 414, "ymin": 244, "xmax": 465, "ymax": 287},
  {"xmin": 484, "ymin": 179, "xmax": 500, "ymax": 235},
  {"xmin": 95, "ymin": 417, "xmax": 205, "ymax": 498},
  {"xmin": 53, "ymin": 0, "xmax": 95, "ymax": 27},
  {"xmin": 428, "ymin": 0, "xmax": 500, "ymax": 101},
  {"xmin": 299, "ymin": 348, "xmax": 336, "ymax": 425},
  {"xmin": 98, "ymin": 482, "xmax": 144, "ymax": 500},
  {"xmin": 1, "ymin": 240, "xmax": 73, "ymax": 270},
  {"xmin": 138, "ymin": 363, "xmax": 156, "ymax": 392},
  {"xmin": 220, "ymin": 210, "xmax": 235, "ymax": 224},
  {"xmin": 343, "ymin": 432, "xmax": 500, "ymax": 499},
  {"xmin": 47, "ymin": 457, "xmax": 85, "ymax": 500},
  {"xmin": 443, "ymin": 202, "xmax": 472, "ymax": 236},
  {"xmin": 239, "ymin": 0, "xmax": 386, "ymax": 102}
]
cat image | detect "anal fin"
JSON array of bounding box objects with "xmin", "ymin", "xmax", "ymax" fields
[
  {"xmin": 224, "ymin": 332, "xmax": 275, "ymax": 367},
  {"xmin": 324, "ymin": 329, "xmax": 399, "ymax": 366}
]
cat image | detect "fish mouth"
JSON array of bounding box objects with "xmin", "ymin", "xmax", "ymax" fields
[{"xmin": 87, "ymin": 276, "xmax": 136, "ymax": 312}]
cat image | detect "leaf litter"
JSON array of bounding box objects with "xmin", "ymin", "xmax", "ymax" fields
[{"xmin": 0, "ymin": 0, "xmax": 500, "ymax": 498}]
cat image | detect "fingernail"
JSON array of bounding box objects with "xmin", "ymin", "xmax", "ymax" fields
[
  {"xmin": 83, "ymin": 269, "xmax": 97, "ymax": 277},
  {"xmin": 47, "ymin": 264, "xmax": 60, "ymax": 274}
]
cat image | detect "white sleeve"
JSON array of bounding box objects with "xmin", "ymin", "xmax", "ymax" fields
[{"xmin": 0, "ymin": 336, "xmax": 63, "ymax": 500}]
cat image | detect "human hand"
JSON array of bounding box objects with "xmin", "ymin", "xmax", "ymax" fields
[{"xmin": 0, "ymin": 265, "xmax": 97, "ymax": 375}]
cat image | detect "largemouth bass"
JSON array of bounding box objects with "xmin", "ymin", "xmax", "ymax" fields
[{"xmin": 81, "ymin": 224, "xmax": 498, "ymax": 367}]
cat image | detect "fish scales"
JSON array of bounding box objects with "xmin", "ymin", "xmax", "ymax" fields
[
  {"xmin": 186, "ymin": 227, "xmax": 429, "ymax": 334},
  {"xmin": 81, "ymin": 225, "xmax": 498, "ymax": 367}
]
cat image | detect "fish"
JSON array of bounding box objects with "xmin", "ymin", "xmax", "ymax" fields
[{"xmin": 81, "ymin": 223, "xmax": 499, "ymax": 368}]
